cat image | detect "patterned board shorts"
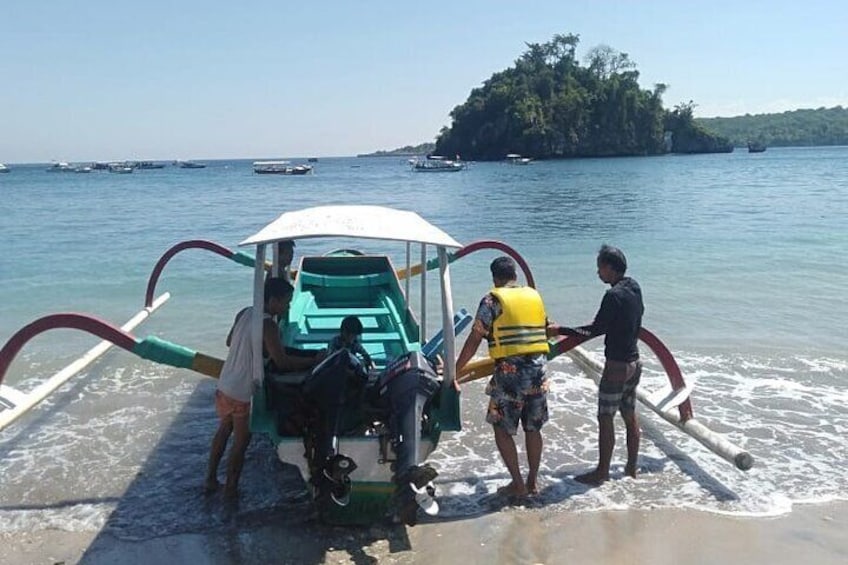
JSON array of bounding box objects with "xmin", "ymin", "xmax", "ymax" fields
[
  {"xmin": 485, "ymin": 357, "xmax": 549, "ymax": 435},
  {"xmin": 486, "ymin": 394, "xmax": 549, "ymax": 436},
  {"xmin": 598, "ymin": 360, "xmax": 642, "ymax": 417},
  {"xmin": 215, "ymin": 390, "xmax": 250, "ymax": 422}
]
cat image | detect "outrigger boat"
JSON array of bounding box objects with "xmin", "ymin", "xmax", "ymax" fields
[
  {"xmin": 0, "ymin": 205, "xmax": 753, "ymax": 526},
  {"xmin": 253, "ymin": 161, "xmax": 313, "ymax": 175},
  {"xmin": 411, "ymin": 156, "xmax": 465, "ymax": 172}
]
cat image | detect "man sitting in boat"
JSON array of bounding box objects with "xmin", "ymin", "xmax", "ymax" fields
[
  {"xmin": 326, "ymin": 316, "xmax": 374, "ymax": 370},
  {"xmin": 274, "ymin": 239, "xmax": 295, "ymax": 283},
  {"xmin": 270, "ymin": 240, "xmax": 328, "ymax": 365},
  {"xmin": 206, "ymin": 278, "xmax": 317, "ymax": 498}
]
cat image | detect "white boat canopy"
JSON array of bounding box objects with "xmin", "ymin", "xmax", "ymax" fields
[
  {"xmin": 505, "ymin": 153, "xmax": 522, "ymax": 158},
  {"xmin": 240, "ymin": 205, "xmax": 463, "ymax": 248}
]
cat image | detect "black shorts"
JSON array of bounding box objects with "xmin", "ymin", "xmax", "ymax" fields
[{"xmin": 598, "ymin": 360, "xmax": 642, "ymax": 417}]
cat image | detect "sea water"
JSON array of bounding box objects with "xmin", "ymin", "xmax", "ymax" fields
[{"xmin": 0, "ymin": 148, "xmax": 846, "ymax": 537}]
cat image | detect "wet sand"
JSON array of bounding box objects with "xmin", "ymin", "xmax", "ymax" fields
[{"xmin": 2, "ymin": 501, "xmax": 845, "ymax": 564}]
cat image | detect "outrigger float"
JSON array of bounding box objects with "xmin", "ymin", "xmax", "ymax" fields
[{"xmin": 0, "ymin": 205, "xmax": 752, "ymax": 526}]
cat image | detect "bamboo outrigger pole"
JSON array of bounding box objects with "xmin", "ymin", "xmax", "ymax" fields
[
  {"xmin": 567, "ymin": 346, "xmax": 754, "ymax": 471},
  {"xmin": 458, "ymin": 333, "xmax": 754, "ymax": 472}
]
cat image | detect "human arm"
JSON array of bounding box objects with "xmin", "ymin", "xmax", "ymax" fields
[
  {"xmin": 455, "ymin": 294, "xmax": 496, "ymax": 389},
  {"xmin": 548, "ymin": 292, "xmax": 616, "ymax": 339},
  {"xmin": 455, "ymin": 323, "xmax": 485, "ymax": 374},
  {"xmin": 455, "ymin": 312, "xmax": 489, "ymax": 391},
  {"xmin": 264, "ymin": 319, "xmax": 317, "ymax": 372},
  {"xmin": 457, "ymin": 294, "xmax": 497, "ymax": 370},
  {"xmin": 354, "ymin": 343, "xmax": 373, "ymax": 369},
  {"xmin": 552, "ymin": 325, "xmax": 594, "ymax": 338}
]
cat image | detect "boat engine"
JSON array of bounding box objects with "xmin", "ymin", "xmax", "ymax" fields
[
  {"xmin": 301, "ymin": 349, "xmax": 369, "ymax": 506},
  {"xmin": 377, "ymin": 351, "xmax": 441, "ymax": 524},
  {"xmin": 377, "ymin": 351, "xmax": 440, "ymax": 477}
]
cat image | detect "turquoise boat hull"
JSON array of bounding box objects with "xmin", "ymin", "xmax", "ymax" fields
[{"xmin": 250, "ymin": 252, "xmax": 460, "ymax": 524}]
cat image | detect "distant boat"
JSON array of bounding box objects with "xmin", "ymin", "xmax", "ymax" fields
[
  {"xmin": 411, "ymin": 155, "xmax": 465, "ymax": 173},
  {"xmin": 46, "ymin": 162, "xmax": 75, "ymax": 172},
  {"xmin": 253, "ymin": 161, "xmax": 313, "ymax": 175},
  {"xmin": 74, "ymin": 166, "xmax": 93, "ymax": 173},
  {"xmin": 177, "ymin": 160, "xmax": 206, "ymax": 169},
  {"xmin": 108, "ymin": 163, "xmax": 134, "ymax": 174},
  {"xmin": 136, "ymin": 161, "xmax": 165, "ymax": 169},
  {"xmin": 505, "ymin": 153, "xmax": 532, "ymax": 165},
  {"xmin": 307, "ymin": 157, "xmax": 318, "ymax": 163},
  {"xmin": 747, "ymin": 142, "xmax": 767, "ymax": 153},
  {"xmin": 0, "ymin": 163, "xmax": 9, "ymax": 173}
]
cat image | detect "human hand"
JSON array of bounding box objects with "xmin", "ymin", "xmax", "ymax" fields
[{"xmin": 434, "ymin": 354, "xmax": 445, "ymax": 375}]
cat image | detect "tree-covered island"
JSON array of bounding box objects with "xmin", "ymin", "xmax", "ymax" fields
[
  {"xmin": 367, "ymin": 34, "xmax": 847, "ymax": 159},
  {"xmin": 430, "ymin": 33, "xmax": 730, "ymax": 160}
]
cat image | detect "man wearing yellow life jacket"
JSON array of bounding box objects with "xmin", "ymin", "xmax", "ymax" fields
[{"xmin": 456, "ymin": 256, "xmax": 550, "ymax": 498}]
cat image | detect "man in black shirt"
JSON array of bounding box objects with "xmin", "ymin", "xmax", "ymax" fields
[{"xmin": 549, "ymin": 245, "xmax": 644, "ymax": 485}]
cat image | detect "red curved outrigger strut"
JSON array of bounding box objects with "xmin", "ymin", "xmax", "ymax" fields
[
  {"xmin": 144, "ymin": 240, "xmax": 237, "ymax": 307},
  {"xmin": 0, "ymin": 313, "xmax": 138, "ymax": 386}
]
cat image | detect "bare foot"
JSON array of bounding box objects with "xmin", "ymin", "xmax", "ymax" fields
[
  {"xmin": 574, "ymin": 470, "xmax": 608, "ymax": 486},
  {"xmin": 496, "ymin": 481, "xmax": 528, "ymax": 498},
  {"xmin": 204, "ymin": 479, "xmax": 221, "ymax": 495},
  {"xmin": 624, "ymin": 463, "xmax": 638, "ymax": 479},
  {"xmin": 525, "ymin": 480, "xmax": 540, "ymax": 496}
]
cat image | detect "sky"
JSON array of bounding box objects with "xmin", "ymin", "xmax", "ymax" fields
[{"xmin": 2, "ymin": 0, "xmax": 846, "ymax": 162}]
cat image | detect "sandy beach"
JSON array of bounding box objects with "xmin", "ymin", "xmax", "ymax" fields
[{"xmin": 2, "ymin": 501, "xmax": 844, "ymax": 564}]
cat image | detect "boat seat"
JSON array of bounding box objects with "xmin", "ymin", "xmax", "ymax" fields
[
  {"xmin": 292, "ymin": 331, "xmax": 403, "ymax": 345},
  {"xmin": 361, "ymin": 331, "xmax": 403, "ymax": 343},
  {"xmin": 305, "ymin": 315, "xmax": 382, "ymax": 331},
  {"xmin": 304, "ymin": 307, "xmax": 391, "ymax": 317}
]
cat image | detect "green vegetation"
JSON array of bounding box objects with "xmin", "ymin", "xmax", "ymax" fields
[
  {"xmin": 697, "ymin": 107, "xmax": 848, "ymax": 147},
  {"xmin": 433, "ymin": 33, "xmax": 730, "ymax": 160},
  {"xmin": 357, "ymin": 142, "xmax": 436, "ymax": 157},
  {"xmin": 668, "ymin": 101, "xmax": 733, "ymax": 153}
]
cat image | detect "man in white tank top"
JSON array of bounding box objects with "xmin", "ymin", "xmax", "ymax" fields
[{"xmin": 205, "ymin": 278, "xmax": 319, "ymax": 498}]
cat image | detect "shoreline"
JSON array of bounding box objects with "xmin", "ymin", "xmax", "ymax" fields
[{"xmin": 2, "ymin": 501, "xmax": 845, "ymax": 564}]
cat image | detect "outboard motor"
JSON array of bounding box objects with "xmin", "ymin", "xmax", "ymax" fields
[
  {"xmin": 378, "ymin": 351, "xmax": 441, "ymax": 524},
  {"xmin": 302, "ymin": 349, "xmax": 368, "ymax": 506}
]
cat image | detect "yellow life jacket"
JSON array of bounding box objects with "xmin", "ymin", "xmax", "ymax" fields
[{"xmin": 487, "ymin": 286, "xmax": 549, "ymax": 359}]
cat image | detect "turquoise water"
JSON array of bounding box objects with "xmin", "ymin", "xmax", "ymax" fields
[{"xmin": 0, "ymin": 148, "xmax": 846, "ymax": 535}]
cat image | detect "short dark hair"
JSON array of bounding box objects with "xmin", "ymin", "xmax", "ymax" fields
[
  {"xmin": 340, "ymin": 316, "xmax": 363, "ymax": 335},
  {"xmin": 598, "ymin": 244, "xmax": 627, "ymax": 274},
  {"xmin": 490, "ymin": 256, "xmax": 517, "ymax": 281},
  {"xmin": 265, "ymin": 277, "xmax": 294, "ymax": 302}
]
